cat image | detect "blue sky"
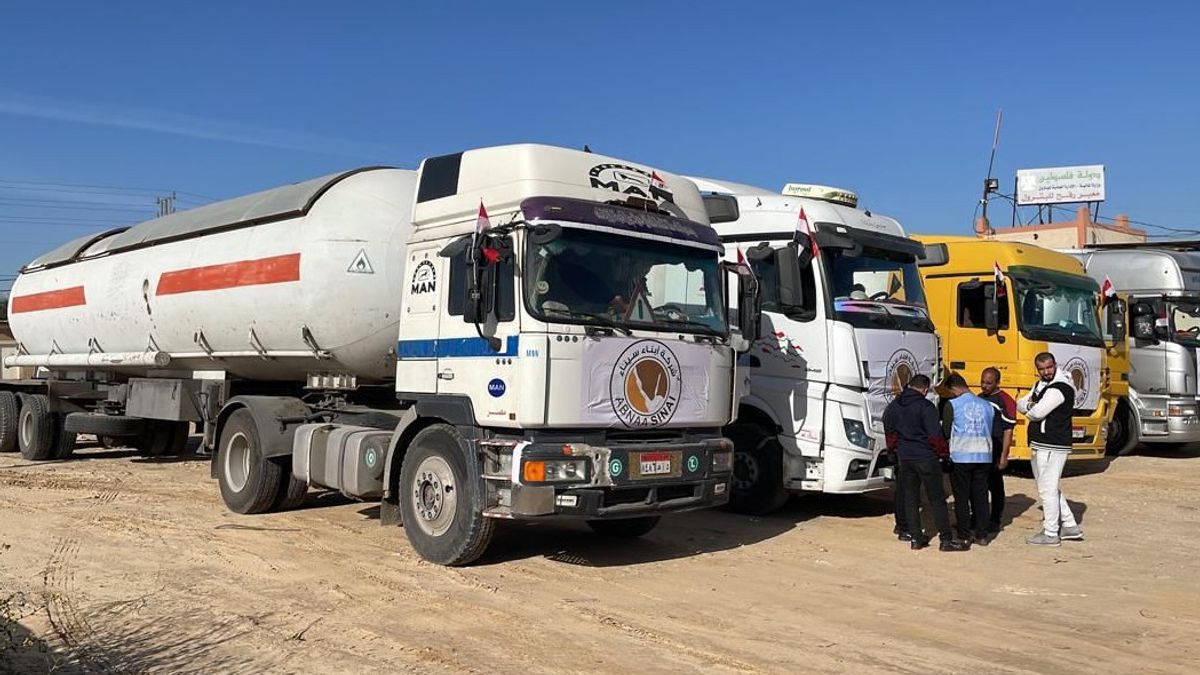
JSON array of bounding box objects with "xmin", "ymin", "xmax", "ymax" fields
[{"xmin": 2, "ymin": 2, "xmax": 1198, "ymax": 287}]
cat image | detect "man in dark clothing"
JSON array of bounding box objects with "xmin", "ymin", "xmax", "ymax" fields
[
  {"xmin": 882, "ymin": 374, "xmax": 970, "ymax": 552},
  {"xmin": 978, "ymin": 367, "xmax": 1016, "ymax": 535}
]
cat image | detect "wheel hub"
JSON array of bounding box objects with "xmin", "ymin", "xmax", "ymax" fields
[
  {"xmin": 410, "ymin": 455, "xmax": 457, "ymax": 537},
  {"xmin": 732, "ymin": 451, "xmax": 759, "ymax": 491}
]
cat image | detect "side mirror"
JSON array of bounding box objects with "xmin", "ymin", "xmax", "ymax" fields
[
  {"xmin": 774, "ymin": 242, "xmax": 806, "ymax": 316},
  {"xmin": 1106, "ymin": 298, "xmax": 1127, "ymax": 341},
  {"xmin": 738, "ymin": 271, "xmax": 762, "ymax": 345},
  {"xmin": 1130, "ymin": 302, "xmax": 1157, "ymax": 342},
  {"xmin": 983, "ymin": 284, "xmax": 1000, "ymax": 332}
]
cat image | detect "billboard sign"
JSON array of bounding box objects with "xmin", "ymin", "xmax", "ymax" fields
[{"xmin": 1016, "ymin": 165, "xmax": 1105, "ymax": 205}]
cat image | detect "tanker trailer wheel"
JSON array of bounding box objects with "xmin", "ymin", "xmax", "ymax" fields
[
  {"xmin": 52, "ymin": 415, "xmax": 77, "ymax": 460},
  {"xmin": 723, "ymin": 422, "xmax": 789, "ymax": 515},
  {"xmin": 0, "ymin": 391, "xmax": 18, "ymax": 452},
  {"xmin": 398, "ymin": 424, "xmax": 495, "ymax": 566},
  {"xmin": 217, "ymin": 409, "xmax": 284, "ymax": 514},
  {"xmin": 17, "ymin": 394, "xmax": 56, "ymax": 461},
  {"xmin": 586, "ymin": 516, "xmax": 661, "ymax": 538},
  {"xmin": 64, "ymin": 413, "xmax": 144, "ymax": 438},
  {"xmin": 272, "ymin": 462, "xmax": 309, "ymax": 511}
]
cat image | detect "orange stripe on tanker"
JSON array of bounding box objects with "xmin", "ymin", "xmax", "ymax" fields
[
  {"xmin": 10, "ymin": 286, "xmax": 87, "ymax": 313},
  {"xmin": 156, "ymin": 253, "xmax": 301, "ymax": 296}
]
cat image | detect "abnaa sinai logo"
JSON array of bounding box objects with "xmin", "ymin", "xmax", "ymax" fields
[
  {"xmin": 1063, "ymin": 356, "xmax": 1091, "ymax": 407},
  {"xmin": 886, "ymin": 349, "xmax": 919, "ymax": 398},
  {"xmin": 610, "ymin": 340, "xmax": 682, "ymax": 427}
]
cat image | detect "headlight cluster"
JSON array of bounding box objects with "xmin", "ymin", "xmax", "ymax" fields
[
  {"xmin": 1168, "ymin": 404, "xmax": 1198, "ymax": 417},
  {"xmin": 843, "ymin": 419, "xmax": 872, "ymax": 449},
  {"xmin": 711, "ymin": 451, "xmax": 733, "ymax": 472},
  {"xmin": 522, "ymin": 459, "xmax": 589, "ymax": 483}
]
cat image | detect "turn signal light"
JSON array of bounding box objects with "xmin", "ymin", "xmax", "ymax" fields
[{"xmin": 523, "ymin": 461, "xmax": 546, "ymax": 482}]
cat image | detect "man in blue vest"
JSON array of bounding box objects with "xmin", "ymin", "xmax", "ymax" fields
[
  {"xmin": 941, "ymin": 373, "xmax": 996, "ymax": 545},
  {"xmin": 1017, "ymin": 352, "xmax": 1084, "ymax": 547}
]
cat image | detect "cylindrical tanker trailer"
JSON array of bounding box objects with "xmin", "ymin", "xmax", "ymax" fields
[{"xmin": 1, "ymin": 144, "xmax": 759, "ymax": 565}]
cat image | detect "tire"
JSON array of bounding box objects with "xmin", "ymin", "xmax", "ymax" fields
[
  {"xmin": 0, "ymin": 391, "xmax": 18, "ymax": 453},
  {"xmin": 586, "ymin": 516, "xmax": 661, "ymax": 538},
  {"xmin": 135, "ymin": 421, "xmax": 173, "ymax": 456},
  {"xmin": 723, "ymin": 422, "xmax": 789, "ymax": 515},
  {"xmin": 166, "ymin": 421, "xmax": 191, "ymax": 455},
  {"xmin": 17, "ymin": 394, "xmax": 56, "ymax": 461},
  {"xmin": 272, "ymin": 460, "xmax": 308, "ymax": 511},
  {"xmin": 1105, "ymin": 400, "xmax": 1138, "ymax": 457},
  {"xmin": 398, "ymin": 424, "xmax": 494, "ymax": 566},
  {"xmin": 52, "ymin": 416, "xmax": 77, "ymax": 460},
  {"xmin": 217, "ymin": 409, "xmax": 284, "ymax": 514},
  {"xmin": 64, "ymin": 412, "xmax": 144, "ymax": 437},
  {"xmin": 98, "ymin": 435, "xmax": 122, "ymax": 449}
]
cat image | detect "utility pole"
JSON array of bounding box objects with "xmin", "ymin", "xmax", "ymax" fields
[
  {"xmin": 156, "ymin": 191, "xmax": 177, "ymax": 217},
  {"xmin": 975, "ymin": 110, "xmax": 1003, "ymax": 236}
]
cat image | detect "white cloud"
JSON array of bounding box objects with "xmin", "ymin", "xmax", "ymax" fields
[{"xmin": 0, "ymin": 89, "xmax": 391, "ymax": 159}]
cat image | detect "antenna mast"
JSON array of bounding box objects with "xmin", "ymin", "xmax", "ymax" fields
[{"xmin": 975, "ymin": 110, "xmax": 1002, "ymax": 236}]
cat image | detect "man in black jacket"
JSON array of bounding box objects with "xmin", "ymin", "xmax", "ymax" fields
[{"xmin": 883, "ymin": 374, "xmax": 970, "ymax": 552}]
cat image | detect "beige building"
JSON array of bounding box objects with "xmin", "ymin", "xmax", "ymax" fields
[{"xmin": 977, "ymin": 207, "xmax": 1146, "ymax": 248}]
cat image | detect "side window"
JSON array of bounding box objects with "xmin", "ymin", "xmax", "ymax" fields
[
  {"xmin": 447, "ymin": 253, "xmax": 515, "ymax": 322},
  {"xmin": 957, "ymin": 282, "xmax": 1009, "ymax": 329}
]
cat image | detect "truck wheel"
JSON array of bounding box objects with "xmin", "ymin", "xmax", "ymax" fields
[
  {"xmin": 724, "ymin": 422, "xmax": 789, "ymax": 515},
  {"xmin": 53, "ymin": 416, "xmax": 77, "ymax": 459},
  {"xmin": 272, "ymin": 461, "xmax": 308, "ymax": 511},
  {"xmin": 217, "ymin": 409, "xmax": 284, "ymax": 514},
  {"xmin": 0, "ymin": 391, "xmax": 18, "ymax": 452},
  {"xmin": 586, "ymin": 516, "xmax": 661, "ymax": 538},
  {"xmin": 1105, "ymin": 401, "xmax": 1138, "ymax": 457},
  {"xmin": 399, "ymin": 424, "xmax": 494, "ymax": 566},
  {"xmin": 17, "ymin": 394, "xmax": 56, "ymax": 461},
  {"xmin": 63, "ymin": 412, "xmax": 144, "ymax": 437}
]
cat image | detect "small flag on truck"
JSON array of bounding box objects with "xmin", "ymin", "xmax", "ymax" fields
[
  {"xmin": 735, "ymin": 246, "xmax": 752, "ymax": 276},
  {"xmin": 796, "ymin": 207, "xmax": 819, "ymax": 258},
  {"xmin": 1101, "ymin": 275, "xmax": 1117, "ymax": 305},
  {"xmin": 476, "ymin": 201, "xmax": 491, "ymax": 234},
  {"xmin": 474, "ymin": 201, "xmax": 500, "ymax": 263},
  {"xmin": 994, "ymin": 262, "xmax": 1006, "ymax": 297}
]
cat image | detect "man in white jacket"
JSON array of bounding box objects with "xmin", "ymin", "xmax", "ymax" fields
[{"xmin": 1016, "ymin": 352, "xmax": 1084, "ymax": 546}]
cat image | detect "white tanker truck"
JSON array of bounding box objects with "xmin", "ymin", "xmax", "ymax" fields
[{"xmin": 1, "ymin": 144, "xmax": 757, "ymax": 565}]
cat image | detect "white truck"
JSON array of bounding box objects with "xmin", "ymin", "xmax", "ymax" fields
[
  {"xmin": 1064, "ymin": 243, "xmax": 1200, "ymax": 451},
  {"xmin": 691, "ymin": 179, "xmax": 938, "ymax": 513},
  {"xmin": 1, "ymin": 144, "xmax": 753, "ymax": 565}
]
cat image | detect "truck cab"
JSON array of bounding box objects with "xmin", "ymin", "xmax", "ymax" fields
[
  {"xmin": 693, "ymin": 179, "xmax": 937, "ymax": 513},
  {"xmin": 916, "ymin": 236, "xmax": 1118, "ymax": 461},
  {"xmin": 1063, "ymin": 245, "xmax": 1200, "ymax": 450}
]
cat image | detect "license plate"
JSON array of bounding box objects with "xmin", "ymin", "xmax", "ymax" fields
[
  {"xmin": 882, "ymin": 466, "xmax": 895, "ymax": 481},
  {"xmin": 631, "ymin": 451, "xmax": 681, "ymax": 480},
  {"xmin": 1072, "ymin": 427, "xmax": 1085, "ymax": 439}
]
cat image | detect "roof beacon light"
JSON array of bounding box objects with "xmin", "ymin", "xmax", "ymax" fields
[{"xmin": 781, "ymin": 183, "xmax": 859, "ymax": 209}]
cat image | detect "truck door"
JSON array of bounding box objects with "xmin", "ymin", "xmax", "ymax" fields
[
  {"xmin": 395, "ymin": 244, "xmax": 444, "ymax": 395},
  {"xmin": 435, "ymin": 238, "xmax": 521, "ymax": 424},
  {"xmin": 945, "ymin": 277, "xmax": 1017, "ymax": 384}
]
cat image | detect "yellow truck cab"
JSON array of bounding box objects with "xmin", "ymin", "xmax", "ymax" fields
[{"xmin": 915, "ymin": 236, "xmax": 1123, "ymax": 461}]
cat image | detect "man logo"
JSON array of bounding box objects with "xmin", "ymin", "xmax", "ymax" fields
[
  {"xmin": 410, "ymin": 260, "xmax": 436, "ymax": 295},
  {"xmin": 885, "ymin": 349, "xmax": 919, "ymax": 399},
  {"xmin": 588, "ymin": 163, "xmax": 675, "ymax": 204},
  {"xmin": 1063, "ymin": 356, "xmax": 1091, "ymax": 408},
  {"xmin": 610, "ymin": 340, "xmax": 682, "ymax": 427}
]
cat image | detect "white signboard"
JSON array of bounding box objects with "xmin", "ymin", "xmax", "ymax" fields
[{"xmin": 1016, "ymin": 165, "xmax": 1105, "ymax": 205}]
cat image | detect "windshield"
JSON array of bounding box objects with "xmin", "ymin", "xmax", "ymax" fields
[
  {"xmin": 823, "ymin": 244, "xmax": 933, "ymax": 332},
  {"xmin": 525, "ymin": 226, "xmax": 727, "ymax": 335},
  {"xmin": 1014, "ymin": 277, "xmax": 1103, "ymax": 347},
  {"xmin": 1168, "ymin": 299, "xmax": 1200, "ymax": 347}
]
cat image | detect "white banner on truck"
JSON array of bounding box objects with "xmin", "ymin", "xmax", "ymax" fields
[
  {"xmin": 858, "ymin": 329, "xmax": 939, "ymax": 430},
  {"xmin": 1016, "ymin": 165, "xmax": 1105, "ymax": 205},
  {"xmin": 581, "ymin": 338, "xmax": 711, "ymax": 428},
  {"xmin": 1049, "ymin": 343, "xmax": 1102, "ymax": 411}
]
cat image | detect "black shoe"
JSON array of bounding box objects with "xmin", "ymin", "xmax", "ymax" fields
[
  {"xmin": 939, "ymin": 539, "xmax": 971, "ymax": 552},
  {"xmin": 974, "ymin": 534, "xmax": 991, "ymax": 547},
  {"xmin": 910, "ymin": 538, "xmax": 930, "ymax": 550},
  {"xmin": 897, "ymin": 531, "xmax": 913, "ymax": 542}
]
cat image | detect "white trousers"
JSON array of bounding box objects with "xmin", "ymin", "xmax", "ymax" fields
[{"xmin": 1030, "ymin": 447, "xmax": 1078, "ymax": 536}]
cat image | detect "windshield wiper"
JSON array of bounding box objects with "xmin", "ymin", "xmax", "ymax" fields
[{"xmin": 541, "ymin": 308, "xmax": 632, "ymax": 335}]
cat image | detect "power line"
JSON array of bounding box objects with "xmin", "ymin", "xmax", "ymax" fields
[
  {"xmin": 0, "ymin": 178, "xmax": 218, "ymax": 202},
  {"xmin": 0, "ymin": 198, "xmax": 154, "ymax": 214}
]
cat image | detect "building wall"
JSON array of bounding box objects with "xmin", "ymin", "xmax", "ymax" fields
[{"xmin": 983, "ymin": 207, "xmax": 1146, "ymax": 248}]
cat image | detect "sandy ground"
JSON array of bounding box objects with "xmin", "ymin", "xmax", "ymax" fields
[{"xmin": 1, "ymin": 441, "xmax": 1198, "ymax": 675}]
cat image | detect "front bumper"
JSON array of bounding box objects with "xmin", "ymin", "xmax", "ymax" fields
[{"xmin": 486, "ymin": 436, "xmax": 733, "ymax": 519}]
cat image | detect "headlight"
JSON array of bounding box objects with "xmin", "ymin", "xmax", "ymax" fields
[
  {"xmin": 711, "ymin": 451, "xmax": 733, "ymax": 473},
  {"xmin": 1168, "ymin": 404, "xmax": 1198, "ymax": 417},
  {"xmin": 843, "ymin": 419, "xmax": 872, "ymax": 449},
  {"xmin": 522, "ymin": 459, "xmax": 590, "ymax": 483}
]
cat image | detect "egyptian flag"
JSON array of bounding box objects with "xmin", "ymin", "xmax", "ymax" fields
[
  {"xmin": 475, "ymin": 201, "xmax": 500, "ymax": 263},
  {"xmin": 736, "ymin": 246, "xmax": 752, "ymax": 276},
  {"xmin": 994, "ymin": 262, "xmax": 1006, "ymax": 298},
  {"xmin": 1101, "ymin": 275, "xmax": 1117, "ymax": 306},
  {"xmin": 797, "ymin": 207, "xmax": 819, "ymax": 258},
  {"xmin": 649, "ymin": 170, "xmax": 674, "ymax": 203}
]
